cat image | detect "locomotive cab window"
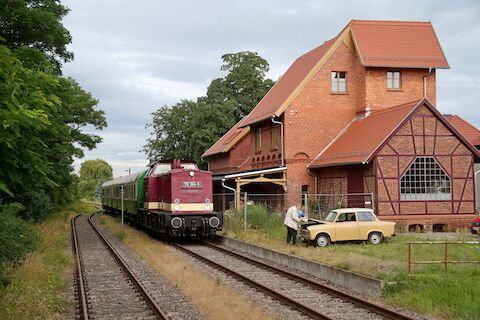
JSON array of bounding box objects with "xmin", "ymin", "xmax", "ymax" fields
[
  {"xmin": 154, "ymin": 163, "xmax": 171, "ymax": 175},
  {"xmin": 181, "ymin": 163, "xmax": 198, "ymax": 170}
]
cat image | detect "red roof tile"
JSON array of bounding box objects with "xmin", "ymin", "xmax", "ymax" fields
[
  {"xmin": 202, "ymin": 117, "xmax": 249, "ymax": 158},
  {"xmin": 445, "ymin": 115, "xmax": 480, "ymax": 145},
  {"xmin": 240, "ymin": 38, "xmax": 336, "ymax": 127},
  {"xmin": 351, "ymin": 20, "xmax": 449, "ymax": 69},
  {"xmin": 309, "ymin": 100, "xmax": 422, "ymax": 168}
]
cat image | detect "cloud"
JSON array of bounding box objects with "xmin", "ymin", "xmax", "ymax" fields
[{"xmin": 63, "ymin": 0, "xmax": 480, "ymax": 179}]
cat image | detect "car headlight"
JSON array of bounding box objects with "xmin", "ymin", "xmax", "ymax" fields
[
  {"xmin": 208, "ymin": 217, "xmax": 220, "ymax": 228},
  {"xmin": 171, "ymin": 217, "xmax": 182, "ymax": 228}
]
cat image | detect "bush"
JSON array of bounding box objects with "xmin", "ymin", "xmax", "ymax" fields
[
  {"xmin": 15, "ymin": 189, "xmax": 54, "ymax": 222},
  {"xmin": 0, "ymin": 203, "xmax": 39, "ymax": 287}
]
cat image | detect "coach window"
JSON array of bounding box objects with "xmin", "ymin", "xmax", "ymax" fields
[
  {"xmin": 331, "ymin": 71, "xmax": 347, "ymax": 93},
  {"xmin": 387, "ymin": 71, "xmax": 401, "ymax": 89}
]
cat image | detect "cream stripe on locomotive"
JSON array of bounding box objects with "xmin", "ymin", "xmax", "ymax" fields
[{"xmin": 145, "ymin": 201, "xmax": 213, "ymax": 212}]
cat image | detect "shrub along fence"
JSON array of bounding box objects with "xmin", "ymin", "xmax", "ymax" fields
[{"xmin": 216, "ymin": 192, "xmax": 374, "ymax": 235}]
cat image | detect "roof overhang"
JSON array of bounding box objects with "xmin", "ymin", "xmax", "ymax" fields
[
  {"xmin": 224, "ymin": 166, "xmax": 287, "ymax": 179},
  {"xmin": 308, "ymin": 161, "xmax": 366, "ymax": 169}
]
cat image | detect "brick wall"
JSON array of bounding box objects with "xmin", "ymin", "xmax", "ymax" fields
[
  {"xmin": 365, "ymin": 68, "xmax": 436, "ymax": 111},
  {"xmin": 375, "ymin": 105, "xmax": 476, "ymax": 229}
]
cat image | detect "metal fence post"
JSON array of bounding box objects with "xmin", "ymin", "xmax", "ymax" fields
[
  {"xmin": 444, "ymin": 242, "xmax": 448, "ymax": 272},
  {"xmin": 244, "ymin": 192, "xmax": 248, "ymax": 231},
  {"xmin": 408, "ymin": 242, "xmax": 411, "ymax": 274}
]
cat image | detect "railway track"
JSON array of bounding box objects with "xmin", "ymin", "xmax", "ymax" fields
[
  {"xmin": 173, "ymin": 242, "xmax": 415, "ymax": 320},
  {"xmin": 71, "ymin": 213, "xmax": 170, "ymax": 320}
]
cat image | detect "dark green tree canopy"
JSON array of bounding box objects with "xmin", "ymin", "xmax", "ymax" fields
[
  {"xmin": 144, "ymin": 51, "xmax": 274, "ymax": 168},
  {"xmin": 0, "ymin": 0, "xmax": 73, "ymax": 72},
  {"xmin": 0, "ymin": 0, "xmax": 106, "ymax": 218}
]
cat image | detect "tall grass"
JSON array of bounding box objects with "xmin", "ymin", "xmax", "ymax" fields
[
  {"xmin": 223, "ymin": 204, "xmax": 286, "ymax": 241},
  {"xmin": 0, "ymin": 204, "xmax": 78, "ymax": 319}
]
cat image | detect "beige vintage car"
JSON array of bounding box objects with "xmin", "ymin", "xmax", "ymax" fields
[{"xmin": 300, "ymin": 208, "xmax": 396, "ymax": 247}]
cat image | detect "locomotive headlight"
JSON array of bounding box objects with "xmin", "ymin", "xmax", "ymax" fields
[
  {"xmin": 205, "ymin": 198, "xmax": 211, "ymax": 204},
  {"xmin": 171, "ymin": 217, "xmax": 182, "ymax": 228},
  {"xmin": 209, "ymin": 216, "xmax": 220, "ymax": 228},
  {"xmin": 189, "ymin": 171, "xmax": 195, "ymax": 177},
  {"xmin": 173, "ymin": 204, "xmax": 180, "ymax": 211},
  {"xmin": 174, "ymin": 198, "xmax": 180, "ymax": 204},
  {"xmin": 205, "ymin": 203, "xmax": 212, "ymax": 210}
]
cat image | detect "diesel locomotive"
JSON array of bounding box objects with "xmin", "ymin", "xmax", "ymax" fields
[{"xmin": 101, "ymin": 159, "xmax": 222, "ymax": 237}]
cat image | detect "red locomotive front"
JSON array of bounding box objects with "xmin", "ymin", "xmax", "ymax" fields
[{"xmin": 144, "ymin": 159, "xmax": 221, "ymax": 237}]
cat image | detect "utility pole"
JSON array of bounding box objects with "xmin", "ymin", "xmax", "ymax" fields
[
  {"xmin": 120, "ymin": 185, "xmax": 125, "ymax": 229},
  {"xmin": 125, "ymin": 168, "xmax": 131, "ymax": 175}
]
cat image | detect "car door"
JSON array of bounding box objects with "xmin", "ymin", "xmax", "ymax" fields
[
  {"xmin": 334, "ymin": 212, "xmax": 360, "ymax": 241},
  {"xmin": 357, "ymin": 211, "xmax": 376, "ymax": 240}
]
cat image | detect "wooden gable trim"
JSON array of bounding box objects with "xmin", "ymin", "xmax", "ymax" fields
[
  {"xmin": 273, "ymin": 26, "xmax": 356, "ymax": 118},
  {"xmin": 366, "ymin": 98, "xmax": 480, "ymax": 163},
  {"xmin": 222, "ymin": 127, "xmax": 250, "ymax": 153}
]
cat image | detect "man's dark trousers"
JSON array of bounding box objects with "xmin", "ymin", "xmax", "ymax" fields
[{"xmin": 286, "ymin": 226, "xmax": 297, "ymax": 245}]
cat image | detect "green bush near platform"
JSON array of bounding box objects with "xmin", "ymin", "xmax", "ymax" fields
[{"xmin": 0, "ymin": 203, "xmax": 39, "ymax": 287}]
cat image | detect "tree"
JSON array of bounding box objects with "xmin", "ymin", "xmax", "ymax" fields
[
  {"xmin": 78, "ymin": 159, "xmax": 112, "ymax": 199},
  {"xmin": 144, "ymin": 51, "xmax": 274, "ymax": 167},
  {"xmin": 0, "ymin": 0, "xmax": 73, "ymax": 72},
  {"xmin": 0, "ymin": 1, "xmax": 106, "ymax": 216},
  {"xmin": 79, "ymin": 159, "xmax": 113, "ymax": 181}
]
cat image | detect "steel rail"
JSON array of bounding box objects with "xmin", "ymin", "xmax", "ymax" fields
[
  {"xmin": 173, "ymin": 243, "xmax": 332, "ymax": 320},
  {"xmin": 204, "ymin": 241, "xmax": 413, "ymax": 320},
  {"xmin": 87, "ymin": 213, "xmax": 171, "ymax": 320},
  {"xmin": 71, "ymin": 214, "xmax": 89, "ymax": 320}
]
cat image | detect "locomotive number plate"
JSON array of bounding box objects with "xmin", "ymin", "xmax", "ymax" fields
[{"xmin": 183, "ymin": 181, "xmax": 202, "ymax": 188}]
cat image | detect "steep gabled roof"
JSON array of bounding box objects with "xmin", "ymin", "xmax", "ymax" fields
[
  {"xmin": 240, "ymin": 38, "xmax": 337, "ymax": 127},
  {"xmin": 350, "ymin": 20, "xmax": 449, "ymax": 69},
  {"xmin": 202, "ymin": 117, "xmax": 250, "ymax": 158},
  {"xmin": 309, "ymin": 99, "xmax": 480, "ymax": 168},
  {"xmin": 444, "ymin": 115, "xmax": 480, "ymax": 146},
  {"xmin": 240, "ymin": 19, "xmax": 448, "ymax": 128},
  {"xmin": 204, "ymin": 19, "xmax": 450, "ymax": 158}
]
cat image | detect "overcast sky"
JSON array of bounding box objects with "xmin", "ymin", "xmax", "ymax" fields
[{"xmin": 62, "ymin": 0, "xmax": 480, "ymax": 177}]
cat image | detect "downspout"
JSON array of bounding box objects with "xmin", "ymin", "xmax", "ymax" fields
[
  {"xmin": 222, "ymin": 179, "xmax": 237, "ymax": 210},
  {"xmin": 271, "ymin": 116, "xmax": 284, "ymax": 167},
  {"xmin": 423, "ymin": 76, "xmax": 427, "ymax": 98}
]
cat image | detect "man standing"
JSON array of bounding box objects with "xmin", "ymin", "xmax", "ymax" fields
[{"xmin": 284, "ymin": 204, "xmax": 305, "ymax": 245}]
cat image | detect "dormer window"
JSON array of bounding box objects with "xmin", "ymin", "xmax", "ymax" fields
[
  {"xmin": 331, "ymin": 71, "xmax": 347, "ymax": 93},
  {"xmin": 387, "ymin": 71, "xmax": 401, "ymax": 89}
]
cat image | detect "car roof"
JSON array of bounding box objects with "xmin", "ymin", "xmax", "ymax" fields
[{"xmin": 331, "ymin": 208, "xmax": 374, "ymax": 213}]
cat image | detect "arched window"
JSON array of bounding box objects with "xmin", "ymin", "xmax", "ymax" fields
[{"xmin": 400, "ymin": 157, "xmax": 451, "ymax": 200}]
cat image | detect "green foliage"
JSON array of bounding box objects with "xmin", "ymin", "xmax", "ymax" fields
[
  {"xmin": 224, "ymin": 204, "xmax": 286, "ymax": 241},
  {"xmin": 14, "ymin": 189, "xmax": 54, "ymax": 222},
  {"xmin": 0, "ymin": 0, "xmax": 73, "ymax": 72},
  {"xmin": 78, "ymin": 159, "xmax": 112, "ymax": 199},
  {"xmin": 0, "ymin": 203, "xmax": 39, "ymax": 287},
  {"xmin": 144, "ymin": 51, "xmax": 274, "ymax": 167}
]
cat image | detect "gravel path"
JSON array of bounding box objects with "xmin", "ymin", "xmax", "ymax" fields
[{"xmin": 92, "ymin": 216, "xmax": 204, "ymax": 320}]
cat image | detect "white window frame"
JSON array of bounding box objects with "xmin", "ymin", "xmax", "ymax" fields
[{"xmin": 400, "ymin": 157, "xmax": 451, "ymax": 200}]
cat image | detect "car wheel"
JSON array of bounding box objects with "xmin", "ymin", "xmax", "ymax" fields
[
  {"xmin": 368, "ymin": 232, "xmax": 383, "ymax": 245},
  {"xmin": 315, "ymin": 234, "xmax": 330, "ymax": 247}
]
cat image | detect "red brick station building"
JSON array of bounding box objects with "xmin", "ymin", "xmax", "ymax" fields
[{"xmin": 202, "ymin": 20, "xmax": 480, "ymax": 230}]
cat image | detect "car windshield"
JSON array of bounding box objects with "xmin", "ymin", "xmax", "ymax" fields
[{"xmin": 325, "ymin": 211, "xmax": 337, "ymax": 222}]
